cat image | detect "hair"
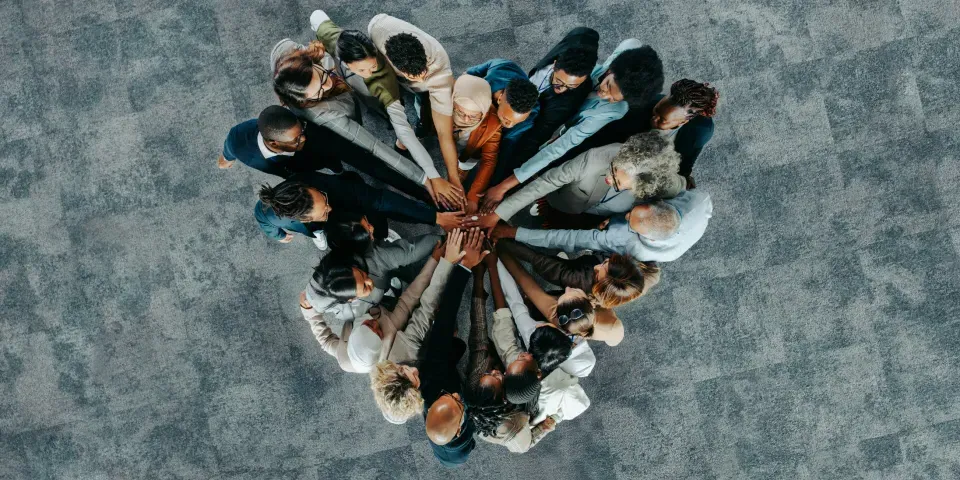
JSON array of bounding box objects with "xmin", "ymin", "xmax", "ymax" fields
[
  {"xmin": 258, "ymin": 180, "xmax": 313, "ymax": 220},
  {"xmin": 608, "ymin": 45, "xmax": 664, "ymax": 106},
  {"xmin": 555, "ymin": 45, "xmax": 598, "ymax": 78},
  {"xmin": 469, "ymin": 401, "xmax": 516, "ymax": 438},
  {"xmin": 273, "ymin": 49, "xmax": 350, "ymax": 107},
  {"xmin": 370, "ymin": 361, "xmax": 423, "ymax": 422},
  {"xmin": 504, "ymin": 368, "xmax": 541, "ymax": 405},
  {"xmin": 556, "ymin": 296, "xmax": 595, "ymax": 337},
  {"xmin": 311, "ymin": 253, "xmax": 367, "ymax": 303},
  {"xmin": 257, "ymin": 106, "xmax": 300, "ymax": 143},
  {"xmin": 324, "ymin": 210, "xmax": 374, "ymax": 254},
  {"xmin": 384, "ymin": 33, "xmax": 427, "ymax": 76},
  {"xmin": 612, "ymin": 132, "xmax": 682, "ymax": 199},
  {"xmin": 503, "ymin": 78, "xmax": 539, "ymax": 114},
  {"xmin": 669, "ymin": 79, "xmax": 719, "ymax": 118},
  {"xmin": 637, "ymin": 261, "xmax": 661, "ymax": 295},
  {"xmin": 336, "ymin": 30, "xmax": 378, "ymax": 64},
  {"xmin": 528, "ymin": 327, "xmax": 572, "ymax": 373},
  {"xmin": 592, "ymin": 255, "xmax": 645, "ymax": 308},
  {"xmin": 639, "ymin": 202, "xmax": 681, "ymax": 240}
]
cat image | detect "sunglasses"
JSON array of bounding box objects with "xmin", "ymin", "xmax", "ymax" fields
[{"xmin": 557, "ymin": 308, "xmax": 584, "ymax": 326}]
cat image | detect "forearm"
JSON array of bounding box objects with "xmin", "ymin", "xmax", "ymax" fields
[
  {"xmin": 421, "ymin": 266, "xmax": 470, "ymax": 362},
  {"xmin": 387, "ymin": 101, "xmax": 440, "ymax": 179},
  {"xmin": 375, "ymin": 189, "xmax": 437, "ymax": 225},
  {"xmin": 488, "ymin": 262, "xmax": 507, "ymax": 310},
  {"xmin": 301, "ymin": 307, "xmax": 341, "ymax": 359},
  {"xmin": 466, "ymin": 297, "xmax": 495, "ymax": 397},
  {"xmin": 498, "ymin": 250, "xmax": 556, "ymax": 321},
  {"xmin": 495, "ymin": 259, "xmax": 538, "ymax": 343},
  {"xmin": 516, "ymin": 226, "xmax": 601, "ymax": 253},
  {"xmin": 433, "ymin": 112, "xmax": 460, "ymax": 181},
  {"xmin": 330, "ymin": 114, "xmax": 428, "ymax": 185},
  {"xmin": 466, "ymin": 144, "xmax": 499, "ymax": 202}
]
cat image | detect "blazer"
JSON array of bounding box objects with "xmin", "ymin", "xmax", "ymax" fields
[
  {"xmin": 496, "ymin": 240, "xmax": 597, "ymax": 293},
  {"xmin": 221, "ymin": 119, "xmax": 343, "ymax": 178},
  {"xmin": 505, "ymin": 27, "xmax": 600, "ymax": 179},
  {"xmin": 516, "ymin": 189, "xmax": 714, "ymax": 262},
  {"xmin": 459, "ymin": 107, "xmax": 503, "ymax": 203},
  {"xmin": 464, "ymin": 59, "xmax": 539, "ymax": 169},
  {"xmin": 254, "ymin": 172, "xmax": 436, "ymax": 241}
]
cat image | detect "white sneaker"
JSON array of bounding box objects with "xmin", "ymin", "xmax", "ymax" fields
[
  {"xmin": 312, "ymin": 231, "xmax": 329, "ymax": 251},
  {"xmin": 386, "ymin": 229, "xmax": 401, "ymax": 243},
  {"xmin": 390, "ymin": 277, "xmax": 402, "ymax": 290},
  {"xmin": 556, "ymin": 251, "xmax": 569, "ymax": 260},
  {"xmin": 529, "ymin": 203, "xmax": 541, "ymax": 216}
]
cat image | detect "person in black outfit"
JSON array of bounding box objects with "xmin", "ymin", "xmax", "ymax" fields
[
  {"xmin": 420, "ymin": 228, "xmax": 490, "ymax": 467},
  {"xmin": 490, "ymin": 27, "xmax": 600, "ymax": 184}
]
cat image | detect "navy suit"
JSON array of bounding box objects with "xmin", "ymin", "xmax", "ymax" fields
[{"xmin": 222, "ymin": 119, "xmax": 343, "ymax": 178}]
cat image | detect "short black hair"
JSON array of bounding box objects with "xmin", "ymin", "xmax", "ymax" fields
[
  {"xmin": 257, "ymin": 105, "xmax": 300, "ymax": 142},
  {"xmin": 504, "ymin": 78, "xmax": 539, "ymax": 114},
  {"xmin": 336, "ymin": 30, "xmax": 378, "ymax": 64},
  {"xmin": 555, "ymin": 45, "xmax": 597, "ymax": 78},
  {"xmin": 258, "ymin": 180, "xmax": 313, "ymax": 220},
  {"xmin": 504, "ymin": 368, "xmax": 541, "ymax": 405},
  {"xmin": 325, "ymin": 210, "xmax": 374, "ymax": 254},
  {"xmin": 311, "ymin": 253, "xmax": 366, "ymax": 303},
  {"xmin": 529, "ymin": 326, "xmax": 572, "ymax": 373},
  {"xmin": 384, "ymin": 33, "xmax": 427, "ymax": 76},
  {"xmin": 609, "ymin": 45, "xmax": 664, "ymax": 106}
]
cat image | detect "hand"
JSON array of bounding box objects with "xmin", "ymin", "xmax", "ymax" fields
[
  {"xmin": 460, "ymin": 212, "xmax": 499, "ymax": 235},
  {"xmin": 217, "ymin": 154, "xmax": 235, "ymax": 169},
  {"xmin": 490, "ymin": 224, "xmax": 517, "ymax": 243},
  {"xmin": 459, "ymin": 228, "xmax": 490, "ymax": 269},
  {"xmin": 423, "ymin": 178, "xmax": 439, "ymax": 208},
  {"xmin": 597, "ymin": 218, "xmax": 610, "ymax": 230},
  {"xmin": 431, "ymin": 238, "xmax": 445, "ymax": 261},
  {"xmin": 428, "ymin": 177, "xmax": 465, "ymax": 210},
  {"xmin": 306, "ymin": 40, "xmax": 326, "ymax": 58},
  {"xmin": 444, "ymin": 229, "xmax": 466, "ymax": 263},
  {"xmin": 279, "ymin": 232, "xmax": 295, "ymax": 243},
  {"xmin": 479, "ymin": 183, "xmax": 507, "ymax": 213},
  {"xmin": 465, "ymin": 199, "xmax": 479, "ymax": 215},
  {"xmin": 538, "ymin": 416, "xmax": 557, "ymax": 433},
  {"xmin": 299, "ymin": 291, "xmax": 312, "ymax": 309},
  {"xmin": 435, "ymin": 211, "xmax": 465, "ymax": 232},
  {"xmin": 685, "ymin": 175, "xmax": 696, "ymax": 190}
]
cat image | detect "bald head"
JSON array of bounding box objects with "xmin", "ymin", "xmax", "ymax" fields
[
  {"xmin": 425, "ymin": 394, "xmax": 464, "ymax": 445},
  {"xmin": 628, "ymin": 202, "xmax": 680, "ymax": 240}
]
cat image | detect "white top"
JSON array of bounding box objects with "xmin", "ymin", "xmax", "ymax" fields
[
  {"xmin": 529, "ymin": 64, "xmax": 554, "ymax": 94},
  {"xmin": 257, "ymin": 133, "xmax": 295, "ymax": 159}
]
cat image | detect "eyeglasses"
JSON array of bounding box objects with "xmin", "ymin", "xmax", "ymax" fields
[
  {"xmin": 609, "ymin": 164, "xmax": 621, "ymax": 192},
  {"xmin": 557, "ymin": 308, "xmax": 585, "ymax": 326},
  {"xmin": 550, "ymin": 71, "xmax": 583, "ymax": 92},
  {"xmin": 292, "ymin": 120, "xmax": 307, "ymax": 149},
  {"xmin": 308, "ymin": 65, "xmax": 333, "ymax": 101},
  {"xmin": 438, "ymin": 389, "xmax": 465, "ymax": 437}
]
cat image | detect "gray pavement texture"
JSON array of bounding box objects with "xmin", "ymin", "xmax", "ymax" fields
[{"xmin": 2, "ymin": 0, "xmax": 960, "ymax": 479}]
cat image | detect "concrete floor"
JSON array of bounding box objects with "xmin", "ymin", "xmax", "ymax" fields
[{"xmin": 2, "ymin": 0, "xmax": 960, "ymax": 479}]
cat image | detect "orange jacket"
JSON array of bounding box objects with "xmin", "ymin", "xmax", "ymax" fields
[{"xmin": 459, "ymin": 106, "xmax": 503, "ymax": 203}]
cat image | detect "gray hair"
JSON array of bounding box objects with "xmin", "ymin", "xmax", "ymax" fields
[
  {"xmin": 641, "ymin": 202, "xmax": 681, "ymax": 240},
  {"xmin": 611, "ymin": 132, "xmax": 682, "ymax": 199}
]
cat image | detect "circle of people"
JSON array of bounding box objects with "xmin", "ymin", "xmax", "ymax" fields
[{"xmin": 218, "ymin": 10, "xmax": 717, "ymax": 468}]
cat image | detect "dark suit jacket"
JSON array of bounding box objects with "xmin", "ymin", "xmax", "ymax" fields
[
  {"xmin": 494, "ymin": 27, "xmax": 600, "ymax": 183},
  {"xmin": 222, "ymin": 119, "xmax": 343, "ymax": 178},
  {"xmin": 254, "ymin": 171, "xmax": 436, "ymax": 240},
  {"xmin": 497, "ymin": 240, "xmax": 598, "ymax": 292}
]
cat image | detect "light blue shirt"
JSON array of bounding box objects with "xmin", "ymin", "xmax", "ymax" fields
[
  {"xmin": 512, "ymin": 38, "xmax": 643, "ymax": 183},
  {"xmin": 516, "ymin": 190, "xmax": 714, "ymax": 262}
]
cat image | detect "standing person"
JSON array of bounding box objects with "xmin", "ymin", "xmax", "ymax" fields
[
  {"xmin": 556, "ymin": 79, "xmax": 720, "ymax": 188},
  {"xmin": 217, "ymin": 106, "xmax": 342, "ymax": 177},
  {"xmin": 493, "ymin": 189, "xmax": 713, "ymax": 263},
  {"xmin": 481, "ymin": 40, "xmax": 664, "ymax": 211},
  {"xmin": 254, "ymin": 172, "xmax": 461, "ymax": 247},
  {"xmin": 500, "ymin": 27, "xmax": 600, "ymax": 183},
  {"xmin": 309, "ymin": 10, "xmax": 465, "ymax": 206},
  {"xmin": 367, "ymin": 13, "xmax": 467, "ymax": 210},
  {"xmin": 463, "ymin": 59, "xmax": 541, "ymax": 174},
  {"xmin": 270, "ymin": 37, "xmax": 436, "ymax": 203}
]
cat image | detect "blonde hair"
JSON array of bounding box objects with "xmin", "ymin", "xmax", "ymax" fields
[{"xmin": 370, "ymin": 361, "xmax": 423, "ymax": 422}]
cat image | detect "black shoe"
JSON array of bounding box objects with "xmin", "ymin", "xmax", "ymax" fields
[{"xmin": 414, "ymin": 121, "xmax": 436, "ymax": 139}]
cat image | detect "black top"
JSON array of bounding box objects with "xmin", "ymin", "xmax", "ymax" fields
[{"xmin": 222, "ymin": 119, "xmax": 344, "ymax": 178}]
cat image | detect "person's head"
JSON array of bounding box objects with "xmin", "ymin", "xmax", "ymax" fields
[
  {"xmin": 452, "ymin": 74, "xmax": 492, "ymax": 129},
  {"xmin": 494, "ymin": 78, "xmax": 538, "ymax": 129},
  {"xmin": 598, "ymin": 45, "xmax": 663, "ymax": 105},
  {"xmin": 336, "ymin": 30, "xmax": 380, "ymax": 78},
  {"xmin": 652, "ymin": 79, "xmax": 719, "ymax": 130},
  {"xmin": 324, "ymin": 210, "xmax": 376, "ymax": 253},
  {"xmin": 627, "ymin": 202, "xmax": 681, "ymax": 240},
  {"xmin": 550, "ymin": 45, "xmax": 597, "ymax": 94},
  {"xmin": 347, "ymin": 318, "xmax": 383, "ymax": 372},
  {"xmin": 370, "ymin": 361, "xmax": 423, "ymax": 424},
  {"xmin": 273, "ymin": 49, "xmax": 349, "ymax": 107},
  {"xmin": 468, "ymin": 372, "xmax": 519, "ymax": 438},
  {"xmin": 425, "ymin": 390, "xmax": 466, "ymax": 445},
  {"xmin": 384, "ymin": 33, "xmax": 428, "ymax": 81},
  {"xmin": 257, "ymin": 106, "xmax": 306, "ymax": 153},
  {"xmin": 556, "ymin": 288, "xmax": 595, "ymax": 337},
  {"xmin": 258, "ymin": 180, "xmax": 332, "ymax": 222},
  {"xmin": 592, "ymin": 255, "xmax": 645, "ymax": 308},
  {"xmin": 607, "ymin": 132, "xmax": 681, "ymax": 199},
  {"xmin": 528, "ymin": 324, "xmax": 572, "ymax": 372},
  {"xmin": 504, "ymin": 351, "xmax": 542, "ymax": 404},
  {"xmin": 311, "ymin": 254, "xmax": 374, "ymax": 303}
]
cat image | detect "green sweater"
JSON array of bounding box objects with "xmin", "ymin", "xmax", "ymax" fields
[{"xmin": 315, "ymin": 20, "xmax": 401, "ymax": 108}]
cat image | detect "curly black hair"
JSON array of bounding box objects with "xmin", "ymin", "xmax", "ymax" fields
[
  {"xmin": 384, "ymin": 33, "xmax": 427, "ymax": 76},
  {"xmin": 258, "ymin": 180, "xmax": 313, "ymax": 221},
  {"xmin": 609, "ymin": 45, "xmax": 664, "ymax": 106},
  {"xmin": 669, "ymin": 79, "xmax": 720, "ymax": 117},
  {"xmin": 504, "ymin": 78, "xmax": 539, "ymax": 114},
  {"xmin": 555, "ymin": 45, "xmax": 597, "ymax": 78},
  {"xmin": 529, "ymin": 327, "xmax": 572, "ymax": 373},
  {"xmin": 469, "ymin": 402, "xmax": 517, "ymax": 438}
]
